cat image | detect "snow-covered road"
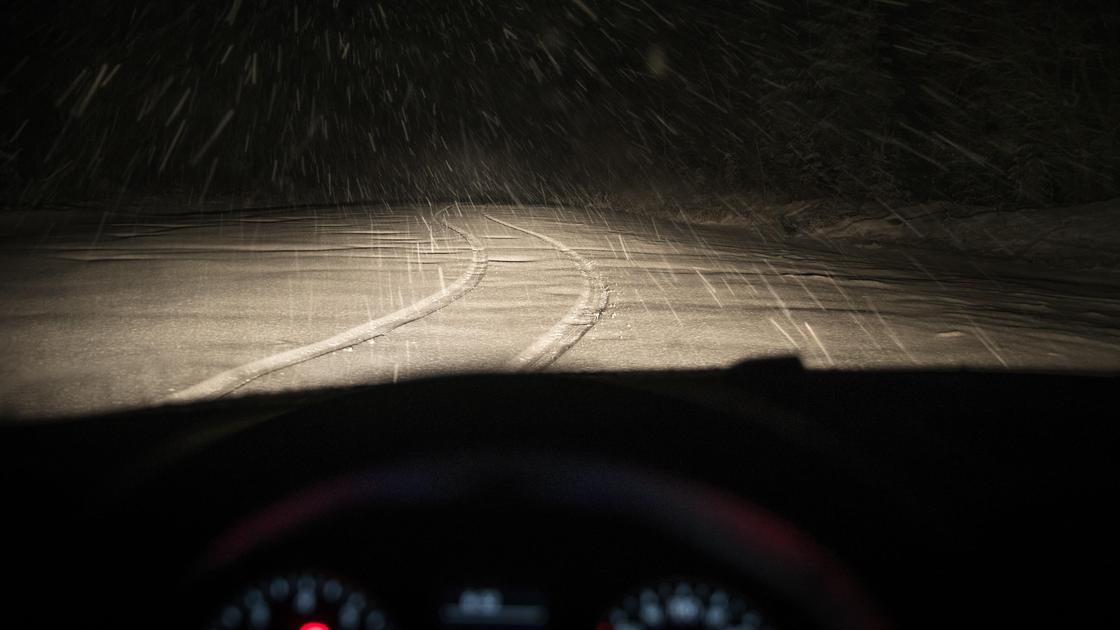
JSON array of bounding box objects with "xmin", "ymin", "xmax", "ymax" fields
[{"xmin": 2, "ymin": 202, "xmax": 1119, "ymax": 419}]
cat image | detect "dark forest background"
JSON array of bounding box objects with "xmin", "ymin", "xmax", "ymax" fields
[{"xmin": 1, "ymin": 0, "xmax": 1118, "ymax": 208}]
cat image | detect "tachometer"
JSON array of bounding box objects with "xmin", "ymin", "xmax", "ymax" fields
[
  {"xmin": 205, "ymin": 573, "xmax": 393, "ymax": 630},
  {"xmin": 599, "ymin": 580, "xmax": 775, "ymax": 630}
]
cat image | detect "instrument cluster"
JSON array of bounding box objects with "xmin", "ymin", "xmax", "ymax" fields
[
  {"xmin": 205, "ymin": 572, "xmax": 779, "ymax": 630},
  {"xmin": 183, "ymin": 455, "xmax": 873, "ymax": 630}
]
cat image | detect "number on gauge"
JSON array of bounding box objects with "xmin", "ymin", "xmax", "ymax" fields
[{"xmin": 599, "ymin": 580, "xmax": 774, "ymax": 630}]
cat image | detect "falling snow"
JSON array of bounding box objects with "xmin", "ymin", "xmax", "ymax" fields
[{"xmin": 1, "ymin": 2, "xmax": 1119, "ymax": 419}]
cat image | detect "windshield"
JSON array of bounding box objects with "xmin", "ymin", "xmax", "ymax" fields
[{"xmin": 2, "ymin": 1, "xmax": 1118, "ymax": 420}]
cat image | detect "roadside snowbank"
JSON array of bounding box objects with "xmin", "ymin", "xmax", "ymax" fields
[
  {"xmin": 783, "ymin": 198, "xmax": 1120, "ymax": 271},
  {"xmin": 600, "ymin": 194, "xmax": 1120, "ymax": 271}
]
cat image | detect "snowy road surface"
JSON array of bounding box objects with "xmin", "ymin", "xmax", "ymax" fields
[{"xmin": 2, "ymin": 202, "xmax": 1119, "ymax": 419}]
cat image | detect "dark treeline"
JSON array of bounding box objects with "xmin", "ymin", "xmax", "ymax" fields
[{"xmin": 1, "ymin": 0, "xmax": 1117, "ymax": 207}]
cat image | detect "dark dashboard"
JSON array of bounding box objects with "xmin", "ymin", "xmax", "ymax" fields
[{"xmin": 3, "ymin": 358, "xmax": 1118, "ymax": 629}]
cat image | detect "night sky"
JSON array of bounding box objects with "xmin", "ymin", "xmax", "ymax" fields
[{"xmin": 2, "ymin": 0, "xmax": 1118, "ymax": 207}]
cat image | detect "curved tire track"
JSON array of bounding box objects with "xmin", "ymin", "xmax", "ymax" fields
[
  {"xmin": 484, "ymin": 213, "xmax": 609, "ymax": 371},
  {"xmin": 165, "ymin": 213, "xmax": 488, "ymax": 403}
]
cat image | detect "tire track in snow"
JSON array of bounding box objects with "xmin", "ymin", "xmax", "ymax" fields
[
  {"xmin": 484, "ymin": 213, "xmax": 608, "ymax": 371},
  {"xmin": 165, "ymin": 213, "xmax": 488, "ymax": 403}
]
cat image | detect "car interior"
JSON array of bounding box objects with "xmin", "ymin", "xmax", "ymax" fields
[
  {"xmin": 4, "ymin": 358, "xmax": 1117, "ymax": 629},
  {"xmin": 3, "ymin": 2, "xmax": 1119, "ymax": 629}
]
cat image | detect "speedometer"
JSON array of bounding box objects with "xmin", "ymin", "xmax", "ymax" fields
[
  {"xmin": 205, "ymin": 573, "xmax": 394, "ymax": 630},
  {"xmin": 599, "ymin": 580, "xmax": 775, "ymax": 630}
]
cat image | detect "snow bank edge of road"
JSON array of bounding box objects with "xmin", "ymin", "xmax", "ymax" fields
[
  {"xmin": 595, "ymin": 194, "xmax": 1120, "ymax": 272},
  {"xmin": 796, "ymin": 198, "xmax": 1120, "ymax": 272}
]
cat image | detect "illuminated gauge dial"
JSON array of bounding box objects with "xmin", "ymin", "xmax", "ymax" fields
[
  {"xmin": 600, "ymin": 580, "xmax": 775, "ymax": 630},
  {"xmin": 205, "ymin": 573, "xmax": 393, "ymax": 630}
]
